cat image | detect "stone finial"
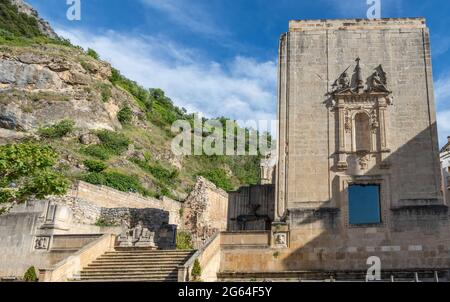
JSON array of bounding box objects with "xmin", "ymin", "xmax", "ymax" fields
[
  {"xmin": 448, "ymin": 136, "xmax": 450, "ymax": 144},
  {"xmin": 355, "ymin": 57, "xmax": 364, "ymax": 92}
]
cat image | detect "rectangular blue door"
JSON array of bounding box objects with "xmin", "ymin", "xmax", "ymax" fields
[{"xmin": 348, "ymin": 185, "xmax": 381, "ymax": 225}]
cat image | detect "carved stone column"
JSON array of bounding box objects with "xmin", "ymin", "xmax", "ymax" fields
[
  {"xmin": 337, "ymin": 98, "xmax": 348, "ymax": 170},
  {"xmin": 378, "ymin": 98, "xmax": 390, "ymax": 168}
]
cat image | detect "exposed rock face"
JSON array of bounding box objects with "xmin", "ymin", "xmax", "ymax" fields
[
  {"xmin": 10, "ymin": 0, "xmax": 58, "ymax": 38},
  {"xmin": 0, "ymin": 46, "xmax": 142, "ymax": 140}
]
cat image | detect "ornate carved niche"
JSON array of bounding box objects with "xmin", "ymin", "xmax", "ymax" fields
[{"xmin": 327, "ymin": 58, "xmax": 393, "ymax": 172}]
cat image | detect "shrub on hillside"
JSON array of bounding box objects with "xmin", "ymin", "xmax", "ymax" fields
[
  {"xmin": 86, "ymin": 48, "xmax": 99, "ymax": 60},
  {"xmin": 198, "ymin": 169, "xmax": 234, "ymax": 192},
  {"xmin": 38, "ymin": 120, "xmax": 75, "ymax": 139},
  {"xmin": 96, "ymin": 130, "xmax": 130, "ymax": 154},
  {"xmin": 0, "ymin": 0, "xmax": 42, "ymax": 38},
  {"xmin": 83, "ymin": 159, "xmax": 107, "ymax": 173},
  {"xmin": 117, "ymin": 106, "xmax": 133, "ymax": 125},
  {"xmin": 83, "ymin": 171, "xmax": 143, "ymax": 193},
  {"xmin": 81, "ymin": 144, "xmax": 111, "ymax": 160}
]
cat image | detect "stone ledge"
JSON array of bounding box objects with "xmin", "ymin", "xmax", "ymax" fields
[{"xmin": 289, "ymin": 17, "xmax": 426, "ymax": 32}]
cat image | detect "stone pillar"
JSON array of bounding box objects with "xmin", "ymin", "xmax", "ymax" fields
[
  {"xmin": 275, "ymin": 33, "xmax": 288, "ymax": 221},
  {"xmin": 336, "ymin": 98, "xmax": 348, "ymax": 170},
  {"xmin": 378, "ymin": 98, "xmax": 390, "ymax": 168}
]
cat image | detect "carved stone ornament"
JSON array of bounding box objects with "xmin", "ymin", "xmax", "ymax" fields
[
  {"xmin": 34, "ymin": 236, "xmax": 50, "ymax": 250},
  {"xmin": 274, "ymin": 232, "xmax": 288, "ymax": 248}
]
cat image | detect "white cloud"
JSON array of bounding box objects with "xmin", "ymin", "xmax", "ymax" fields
[
  {"xmin": 55, "ymin": 27, "xmax": 277, "ymax": 126},
  {"xmin": 435, "ymin": 74, "xmax": 450, "ymax": 104},
  {"xmin": 140, "ymin": 0, "xmax": 226, "ymax": 37}
]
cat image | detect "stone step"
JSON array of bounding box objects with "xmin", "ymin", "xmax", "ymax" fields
[
  {"xmin": 106, "ymin": 250, "xmax": 194, "ymax": 254},
  {"xmin": 99, "ymin": 255, "xmax": 190, "ymax": 259},
  {"xmin": 79, "ymin": 272, "xmax": 178, "ymax": 279},
  {"xmin": 102, "ymin": 252, "xmax": 193, "ymax": 257},
  {"xmin": 92, "ymin": 258, "xmax": 188, "ymax": 263},
  {"xmin": 80, "ymin": 269, "xmax": 178, "ymax": 276},
  {"xmin": 77, "ymin": 277, "xmax": 178, "ymax": 282},
  {"xmin": 94, "ymin": 258, "xmax": 188, "ymax": 263},
  {"xmin": 87, "ymin": 262, "xmax": 182, "ymax": 268},
  {"xmin": 82, "ymin": 267, "xmax": 178, "ymax": 273}
]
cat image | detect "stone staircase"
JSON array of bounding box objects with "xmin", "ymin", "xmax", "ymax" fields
[{"xmin": 75, "ymin": 248, "xmax": 195, "ymax": 282}]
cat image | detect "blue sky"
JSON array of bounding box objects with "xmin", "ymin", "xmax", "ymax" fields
[{"xmin": 28, "ymin": 0, "xmax": 450, "ymax": 146}]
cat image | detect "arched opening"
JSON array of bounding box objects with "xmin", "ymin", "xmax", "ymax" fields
[{"xmin": 354, "ymin": 112, "xmax": 371, "ymax": 152}]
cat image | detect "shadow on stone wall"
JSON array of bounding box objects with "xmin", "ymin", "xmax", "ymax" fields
[
  {"xmin": 227, "ymin": 185, "xmax": 275, "ymax": 231},
  {"xmin": 100, "ymin": 208, "xmax": 176, "ymax": 249},
  {"xmin": 280, "ymin": 123, "xmax": 450, "ymax": 279}
]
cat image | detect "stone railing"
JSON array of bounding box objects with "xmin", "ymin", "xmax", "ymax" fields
[
  {"xmin": 38, "ymin": 233, "xmax": 117, "ymax": 282},
  {"xmin": 178, "ymin": 231, "xmax": 221, "ymax": 282}
]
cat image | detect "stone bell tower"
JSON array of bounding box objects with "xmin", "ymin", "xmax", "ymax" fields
[
  {"xmin": 271, "ymin": 17, "xmax": 448, "ymax": 273},
  {"xmin": 220, "ymin": 18, "xmax": 450, "ymax": 279}
]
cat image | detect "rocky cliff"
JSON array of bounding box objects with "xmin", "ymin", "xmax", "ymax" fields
[
  {"xmin": 10, "ymin": 0, "xmax": 58, "ymax": 38},
  {"xmin": 0, "ymin": 0, "xmax": 262, "ymax": 201}
]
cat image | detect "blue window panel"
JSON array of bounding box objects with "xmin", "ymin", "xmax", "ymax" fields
[{"xmin": 348, "ymin": 184, "xmax": 381, "ymax": 225}]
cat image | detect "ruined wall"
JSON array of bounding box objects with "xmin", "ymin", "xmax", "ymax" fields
[{"xmin": 181, "ymin": 177, "xmax": 228, "ymax": 248}]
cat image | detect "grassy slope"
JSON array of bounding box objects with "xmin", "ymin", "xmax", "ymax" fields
[{"xmin": 0, "ymin": 0, "xmax": 263, "ymax": 200}]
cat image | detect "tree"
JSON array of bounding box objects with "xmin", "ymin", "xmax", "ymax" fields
[
  {"xmin": 0, "ymin": 143, "xmax": 69, "ymax": 204},
  {"xmin": 23, "ymin": 266, "xmax": 38, "ymax": 282}
]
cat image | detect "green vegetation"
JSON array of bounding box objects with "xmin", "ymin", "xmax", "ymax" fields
[
  {"xmin": 94, "ymin": 218, "xmax": 114, "ymax": 227},
  {"xmin": 176, "ymin": 231, "xmax": 193, "ymax": 250},
  {"xmin": 0, "ymin": 3, "xmax": 266, "ymax": 198},
  {"xmin": 23, "ymin": 266, "xmax": 38, "ymax": 282},
  {"xmin": 191, "ymin": 259, "xmax": 202, "ymax": 281},
  {"xmin": 83, "ymin": 159, "xmax": 107, "ymax": 173},
  {"xmin": 38, "ymin": 120, "xmax": 75, "ymax": 139},
  {"xmin": 117, "ymin": 106, "xmax": 133, "ymax": 125},
  {"xmin": 83, "ymin": 171, "xmax": 145, "ymax": 194},
  {"xmin": 86, "ymin": 48, "xmax": 99, "ymax": 60},
  {"xmin": 0, "ymin": 0, "xmax": 41, "ymax": 38},
  {"xmin": 0, "ymin": 0, "xmax": 75, "ymax": 48},
  {"xmin": 109, "ymin": 68, "xmax": 152, "ymax": 110},
  {"xmin": 94, "ymin": 82, "xmax": 112, "ymax": 102},
  {"xmin": 198, "ymin": 168, "xmax": 234, "ymax": 192},
  {"xmin": 30, "ymin": 91, "xmax": 70, "ymax": 102},
  {"xmin": 0, "ymin": 143, "xmax": 69, "ymax": 204},
  {"xmin": 82, "ymin": 130, "xmax": 130, "ymax": 160},
  {"xmin": 0, "ymin": 207, "xmax": 7, "ymax": 215}
]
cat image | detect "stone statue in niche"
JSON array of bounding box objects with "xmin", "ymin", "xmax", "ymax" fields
[{"xmin": 117, "ymin": 220, "xmax": 156, "ymax": 248}]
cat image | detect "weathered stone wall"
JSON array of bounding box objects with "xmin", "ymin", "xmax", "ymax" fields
[
  {"xmin": 0, "ymin": 200, "xmax": 116, "ymax": 278},
  {"xmin": 71, "ymin": 181, "xmax": 182, "ymax": 225},
  {"xmin": 227, "ymin": 185, "xmax": 275, "ymax": 231},
  {"xmin": 181, "ymin": 177, "xmax": 229, "ymax": 248}
]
